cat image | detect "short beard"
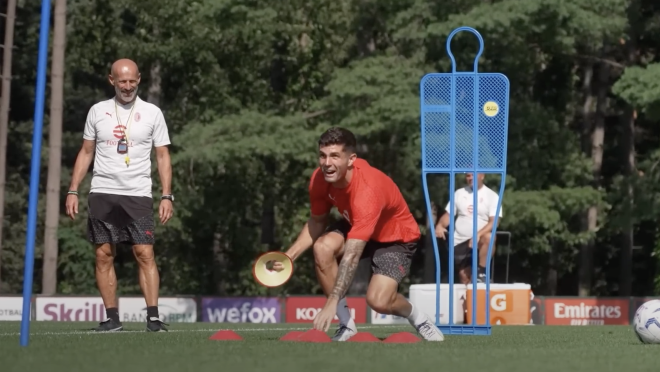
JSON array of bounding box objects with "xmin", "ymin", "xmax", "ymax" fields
[{"xmin": 115, "ymin": 86, "xmax": 138, "ymax": 104}]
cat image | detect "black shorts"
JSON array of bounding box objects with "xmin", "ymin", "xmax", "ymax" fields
[
  {"xmin": 453, "ymin": 240, "xmax": 475, "ymax": 268},
  {"xmin": 87, "ymin": 193, "xmax": 155, "ymax": 245},
  {"xmin": 325, "ymin": 219, "xmax": 418, "ymax": 284}
]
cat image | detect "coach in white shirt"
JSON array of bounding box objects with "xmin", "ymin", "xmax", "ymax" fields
[
  {"xmin": 435, "ymin": 173, "xmax": 502, "ymax": 284},
  {"xmin": 65, "ymin": 59, "xmax": 173, "ymax": 333}
]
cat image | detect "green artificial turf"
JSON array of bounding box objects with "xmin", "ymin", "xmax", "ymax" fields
[{"xmin": 0, "ymin": 322, "xmax": 656, "ymax": 372}]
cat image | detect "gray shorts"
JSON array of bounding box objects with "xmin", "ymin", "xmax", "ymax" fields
[{"xmin": 325, "ymin": 219, "xmax": 418, "ymax": 283}]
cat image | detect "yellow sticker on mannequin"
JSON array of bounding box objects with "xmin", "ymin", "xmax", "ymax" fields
[{"xmin": 483, "ymin": 101, "xmax": 499, "ymax": 117}]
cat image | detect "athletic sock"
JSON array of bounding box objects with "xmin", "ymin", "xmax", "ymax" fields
[
  {"xmin": 106, "ymin": 307, "xmax": 120, "ymax": 323},
  {"xmin": 336, "ymin": 297, "xmax": 352, "ymax": 327},
  {"xmin": 146, "ymin": 306, "xmax": 159, "ymax": 320},
  {"xmin": 406, "ymin": 302, "xmax": 426, "ymax": 326}
]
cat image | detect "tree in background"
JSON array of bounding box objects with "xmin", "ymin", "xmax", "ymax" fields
[
  {"xmin": 42, "ymin": 0, "xmax": 68, "ymax": 295},
  {"xmin": 1, "ymin": 0, "xmax": 660, "ymax": 297}
]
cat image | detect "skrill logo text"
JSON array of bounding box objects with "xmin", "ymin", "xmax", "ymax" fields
[
  {"xmin": 206, "ymin": 302, "xmax": 277, "ymax": 323},
  {"xmin": 42, "ymin": 302, "xmax": 106, "ymax": 321}
]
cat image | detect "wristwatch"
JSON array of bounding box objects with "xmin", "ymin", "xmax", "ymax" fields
[{"xmin": 161, "ymin": 194, "xmax": 174, "ymax": 202}]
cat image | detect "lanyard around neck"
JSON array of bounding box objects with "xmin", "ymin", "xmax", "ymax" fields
[
  {"xmin": 115, "ymin": 98, "xmax": 137, "ymax": 165},
  {"xmin": 115, "ymin": 98, "xmax": 137, "ymax": 142}
]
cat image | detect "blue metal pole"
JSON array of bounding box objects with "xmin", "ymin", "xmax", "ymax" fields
[{"xmin": 20, "ymin": 0, "xmax": 52, "ymax": 347}]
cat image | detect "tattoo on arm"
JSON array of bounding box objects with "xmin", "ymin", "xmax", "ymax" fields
[{"xmin": 329, "ymin": 239, "xmax": 367, "ymax": 300}]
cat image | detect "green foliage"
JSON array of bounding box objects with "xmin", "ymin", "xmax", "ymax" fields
[
  {"xmin": 4, "ymin": 0, "xmax": 660, "ymax": 297},
  {"xmin": 612, "ymin": 63, "xmax": 660, "ymax": 120}
]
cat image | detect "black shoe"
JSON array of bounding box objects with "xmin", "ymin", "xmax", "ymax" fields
[
  {"xmin": 475, "ymin": 266, "xmax": 490, "ymax": 283},
  {"xmin": 146, "ymin": 317, "xmax": 169, "ymax": 332},
  {"xmin": 477, "ymin": 271, "xmax": 490, "ymax": 283},
  {"xmin": 93, "ymin": 318, "xmax": 123, "ymax": 332}
]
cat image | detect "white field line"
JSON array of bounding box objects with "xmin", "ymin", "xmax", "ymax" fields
[{"xmin": 0, "ymin": 324, "xmax": 406, "ymax": 337}]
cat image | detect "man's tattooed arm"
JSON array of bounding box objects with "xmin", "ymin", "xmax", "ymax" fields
[{"xmin": 328, "ymin": 239, "xmax": 368, "ymax": 301}]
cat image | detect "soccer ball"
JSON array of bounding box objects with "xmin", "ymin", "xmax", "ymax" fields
[{"xmin": 633, "ymin": 299, "xmax": 660, "ymax": 344}]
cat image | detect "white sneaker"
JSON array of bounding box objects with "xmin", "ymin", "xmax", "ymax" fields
[
  {"xmin": 331, "ymin": 318, "xmax": 358, "ymax": 341},
  {"xmin": 411, "ymin": 314, "xmax": 444, "ymax": 341}
]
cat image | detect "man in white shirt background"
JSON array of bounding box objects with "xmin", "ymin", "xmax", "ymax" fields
[
  {"xmin": 435, "ymin": 172, "xmax": 502, "ymax": 284},
  {"xmin": 65, "ymin": 59, "xmax": 174, "ymax": 332}
]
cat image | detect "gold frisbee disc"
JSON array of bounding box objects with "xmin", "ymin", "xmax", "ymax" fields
[{"xmin": 252, "ymin": 251, "xmax": 293, "ymax": 288}]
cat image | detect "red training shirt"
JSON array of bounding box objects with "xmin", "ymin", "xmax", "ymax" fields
[{"xmin": 309, "ymin": 158, "xmax": 421, "ymax": 243}]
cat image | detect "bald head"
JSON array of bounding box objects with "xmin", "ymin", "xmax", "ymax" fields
[
  {"xmin": 111, "ymin": 58, "xmax": 140, "ymax": 77},
  {"xmin": 108, "ymin": 58, "xmax": 141, "ymax": 104}
]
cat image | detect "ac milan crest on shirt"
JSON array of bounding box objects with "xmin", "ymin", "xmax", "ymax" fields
[{"xmin": 113, "ymin": 125, "xmax": 126, "ymax": 139}]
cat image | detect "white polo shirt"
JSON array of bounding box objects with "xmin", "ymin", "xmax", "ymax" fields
[
  {"xmin": 83, "ymin": 96, "xmax": 171, "ymax": 197},
  {"xmin": 444, "ymin": 185, "xmax": 502, "ymax": 246}
]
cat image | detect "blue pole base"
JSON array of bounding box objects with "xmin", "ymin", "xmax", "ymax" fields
[{"xmin": 436, "ymin": 324, "xmax": 492, "ymax": 335}]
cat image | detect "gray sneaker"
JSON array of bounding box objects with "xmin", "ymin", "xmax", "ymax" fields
[
  {"xmin": 412, "ymin": 314, "xmax": 444, "ymax": 341},
  {"xmin": 331, "ymin": 318, "xmax": 357, "ymax": 341}
]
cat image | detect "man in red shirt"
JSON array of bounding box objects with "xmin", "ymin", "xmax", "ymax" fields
[{"xmin": 275, "ymin": 127, "xmax": 444, "ymax": 342}]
